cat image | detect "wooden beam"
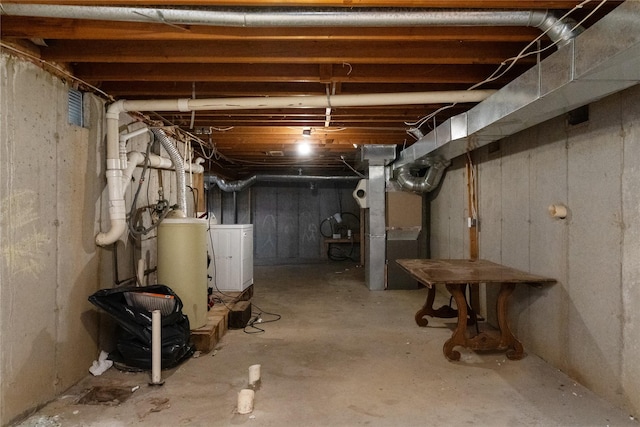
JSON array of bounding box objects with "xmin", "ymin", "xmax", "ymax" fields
[
  {"xmin": 73, "ymin": 62, "xmax": 527, "ymax": 84},
  {"xmin": 43, "ymin": 39, "xmax": 533, "ymax": 64}
]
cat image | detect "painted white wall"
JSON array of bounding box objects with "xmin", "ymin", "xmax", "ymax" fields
[{"xmin": 429, "ymin": 84, "xmax": 640, "ymax": 415}]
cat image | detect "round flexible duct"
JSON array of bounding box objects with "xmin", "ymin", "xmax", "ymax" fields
[
  {"xmin": 150, "ymin": 128, "xmax": 187, "ymax": 216},
  {"xmin": 209, "ymin": 174, "xmax": 360, "ymax": 192},
  {"xmin": 0, "ymin": 5, "xmax": 582, "ymax": 45},
  {"xmin": 394, "ymin": 157, "xmax": 450, "ymax": 193}
]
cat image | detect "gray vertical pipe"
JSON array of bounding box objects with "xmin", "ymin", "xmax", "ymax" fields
[
  {"xmin": 366, "ymin": 165, "xmax": 387, "ymax": 291},
  {"xmin": 233, "ymin": 191, "xmax": 238, "ymax": 224}
]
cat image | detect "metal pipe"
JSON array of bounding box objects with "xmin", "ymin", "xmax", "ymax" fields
[
  {"xmin": 209, "ymin": 175, "xmax": 258, "ymax": 193},
  {"xmin": 0, "ymin": 5, "xmax": 581, "ymax": 45}
]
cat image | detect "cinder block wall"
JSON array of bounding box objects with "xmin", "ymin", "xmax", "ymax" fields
[{"xmin": 429, "ymin": 84, "xmax": 640, "ymax": 416}]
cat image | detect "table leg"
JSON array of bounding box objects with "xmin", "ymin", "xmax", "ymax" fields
[
  {"xmin": 443, "ymin": 283, "xmax": 468, "ymax": 361},
  {"xmin": 497, "ymin": 282, "xmax": 525, "ymax": 360},
  {"xmin": 415, "ymin": 286, "xmax": 458, "ymax": 327}
]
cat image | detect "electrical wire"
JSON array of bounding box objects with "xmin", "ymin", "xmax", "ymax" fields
[
  {"xmin": 407, "ymin": 0, "xmax": 606, "ymax": 130},
  {"xmin": 340, "ymin": 155, "xmax": 366, "ymax": 178},
  {"xmin": 468, "ymin": 0, "xmax": 604, "ymax": 91},
  {"xmin": 0, "ymin": 41, "xmax": 116, "ymax": 102},
  {"xmin": 243, "ymin": 302, "xmax": 282, "ymax": 335},
  {"xmin": 187, "ymin": 185, "xmax": 199, "ymax": 217},
  {"xmin": 128, "ymin": 137, "xmax": 153, "ymax": 237}
]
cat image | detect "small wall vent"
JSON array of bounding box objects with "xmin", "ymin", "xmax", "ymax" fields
[{"xmin": 68, "ymin": 88, "xmax": 84, "ymax": 127}]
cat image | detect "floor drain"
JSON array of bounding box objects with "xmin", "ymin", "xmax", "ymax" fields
[{"xmin": 76, "ymin": 386, "xmax": 135, "ymax": 406}]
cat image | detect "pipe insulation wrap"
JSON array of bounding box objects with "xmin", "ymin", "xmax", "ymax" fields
[
  {"xmin": 0, "ymin": 5, "xmax": 582, "ymax": 44},
  {"xmin": 150, "ymin": 128, "xmax": 187, "ymax": 215}
]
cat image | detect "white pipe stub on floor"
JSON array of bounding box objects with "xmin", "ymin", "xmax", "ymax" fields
[
  {"xmin": 237, "ymin": 389, "xmax": 255, "ymax": 414},
  {"xmin": 149, "ymin": 309, "xmax": 164, "ymax": 386},
  {"xmin": 249, "ymin": 364, "xmax": 261, "ymax": 389}
]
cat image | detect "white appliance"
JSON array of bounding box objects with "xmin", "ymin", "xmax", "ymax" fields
[{"xmin": 208, "ymin": 224, "xmax": 254, "ymax": 291}]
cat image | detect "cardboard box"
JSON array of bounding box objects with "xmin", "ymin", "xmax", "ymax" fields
[{"xmin": 386, "ymin": 191, "xmax": 423, "ymax": 228}]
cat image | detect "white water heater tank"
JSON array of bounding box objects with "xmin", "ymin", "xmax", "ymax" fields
[{"xmin": 157, "ymin": 218, "xmax": 208, "ymax": 329}]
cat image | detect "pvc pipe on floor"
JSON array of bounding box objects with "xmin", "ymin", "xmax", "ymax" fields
[{"xmin": 150, "ymin": 309, "xmax": 163, "ymax": 385}]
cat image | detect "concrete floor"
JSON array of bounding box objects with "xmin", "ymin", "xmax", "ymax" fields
[{"xmin": 16, "ymin": 262, "xmax": 638, "ymax": 427}]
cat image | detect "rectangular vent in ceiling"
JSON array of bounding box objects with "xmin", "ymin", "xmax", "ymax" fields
[{"xmin": 267, "ymin": 151, "xmax": 284, "ymax": 157}]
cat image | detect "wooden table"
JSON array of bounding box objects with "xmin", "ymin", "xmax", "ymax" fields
[
  {"xmin": 396, "ymin": 259, "xmax": 555, "ymax": 361},
  {"xmin": 323, "ymin": 235, "xmax": 360, "ymax": 261}
]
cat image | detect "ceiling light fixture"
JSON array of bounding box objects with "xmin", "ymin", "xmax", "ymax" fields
[{"xmin": 297, "ymin": 141, "xmax": 312, "ymax": 156}]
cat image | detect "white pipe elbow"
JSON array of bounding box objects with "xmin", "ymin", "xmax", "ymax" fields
[
  {"xmin": 95, "ymin": 218, "xmax": 127, "ymax": 247},
  {"xmin": 95, "ymin": 198, "xmax": 127, "ymax": 246}
]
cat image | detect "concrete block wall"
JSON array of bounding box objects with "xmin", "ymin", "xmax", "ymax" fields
[{"xmin": 429, "ymin": 84, "xmax": 640, "ymax": 416}]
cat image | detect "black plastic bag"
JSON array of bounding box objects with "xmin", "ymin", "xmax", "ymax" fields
[{"xmin": 89, "ymin": 284, "xmax": 194, "ymax": 370}]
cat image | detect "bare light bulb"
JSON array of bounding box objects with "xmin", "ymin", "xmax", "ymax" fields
[{"xmin": 297, "ymin": 142, "xmax": 312, "ymax": 155}]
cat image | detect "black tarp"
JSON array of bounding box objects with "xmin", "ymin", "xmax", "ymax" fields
[{"xmin": 89, "ymin": 285, "xmax": 194, "ymax": 370}]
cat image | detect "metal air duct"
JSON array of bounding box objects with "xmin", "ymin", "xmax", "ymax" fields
[
  {"xmin": 208, "ymin": 174, "xmax": 360, "ymax": 192},
  {"xmin": 0, "ymin": 5, "xmax": 581, "ymax": 46},
  {"xmin": 394, "ymin": 1, "xmax": 640, "ymax": 170},
  {"xmin": 394, "ymin": 157, "xmax": 451, "ymax": 193}
]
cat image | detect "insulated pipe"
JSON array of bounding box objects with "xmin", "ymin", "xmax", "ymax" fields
[
  {"xmin": 114, "ymin": 90, "xmax": 495, "ymax": 113},
  {"xmin": 150, "ymin": 128, "xmax": 187, "ymax": 216},
  {"xmin": 0, "ymin": 5, "xmax": 582, "ymax": 45},
  {"xmin": 394, "ymin": 157, "xmax": 450, "ymax": 193}
]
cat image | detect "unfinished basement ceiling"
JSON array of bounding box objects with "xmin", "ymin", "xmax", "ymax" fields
[{"xmin": 0, "ymin": 1, "xmax": 623, "ymax": 179}]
